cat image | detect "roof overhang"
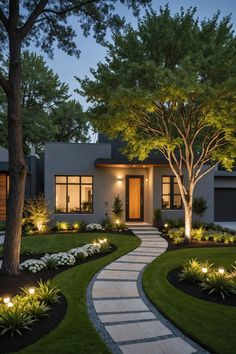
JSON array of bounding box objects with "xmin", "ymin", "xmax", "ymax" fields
[{"xmin": 95, "ymin": 158, "xmax": 168, "ymax": 168}]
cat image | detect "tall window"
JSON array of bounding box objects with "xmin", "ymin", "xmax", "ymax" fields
[
  {"xmin": 162, "ymin": 176, "xmax": 182, "ymax": 209},
  {"xmin": 55, "ymin": 176, "xmax": 93, "ymax": 214}
]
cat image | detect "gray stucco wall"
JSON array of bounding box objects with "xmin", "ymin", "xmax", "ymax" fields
[
  {"xmin": 153, "ymin": 166, "xmax": 215, "ymax": 223},
  {"xmin": 45, "ymin": 143, "xmax": 215, "ymax": 225},
  {"xmin": 0, "ymin": 147, "xmax": 8, "ymax": 162}
]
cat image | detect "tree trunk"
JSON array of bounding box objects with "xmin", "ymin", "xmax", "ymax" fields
[
  {"xmin": 184, "ymin": 203, "xmax": 192, "ymax": 243},
  {"xmin": 1, "ymin": 29, "xmax": 27, "ymax": 275}
]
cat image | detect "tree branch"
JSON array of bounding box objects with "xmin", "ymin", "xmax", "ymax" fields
[
  {"xmin": 0, "ymin": 72, "xmax": 10, "ymax": 95},
  {"xmin": 0, "ymin": 6, "xmax": 8, "ymax": 30},
  {"xmin": 20, "ymin": 0, "xmax": 49, "ymax": 40}
]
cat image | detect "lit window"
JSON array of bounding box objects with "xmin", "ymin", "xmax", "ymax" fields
[
  {"xmin": 162, "ymin": 176, "xmax": 182, "ymax": 209},
  {"xmin": 55, "ymin": 176, "xmax": 93, "ymax": 214}
]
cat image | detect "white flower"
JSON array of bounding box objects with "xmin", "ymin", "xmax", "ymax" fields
[
  {"xmin": 85, "ymin": 223, "xmax": 103, "ymax": 231},
  {"xmin": 20, "ymin": 259, "xmax": 46, "ymax": 273}
]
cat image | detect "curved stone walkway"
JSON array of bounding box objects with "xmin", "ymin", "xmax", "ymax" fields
[{"xmin": 87, "ymin": 223, "xmax": 208, "ymax": 354}]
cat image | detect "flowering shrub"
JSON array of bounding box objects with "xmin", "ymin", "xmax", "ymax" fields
[
  {"xmin": 68, "ymin": 247, "xmax": 89, "ymax": 260},
  {"xmin": 20, "ymin": 239, "xmax": 111, "ymax": 273},
  {"xmin": 85, "ymin": 223, "xmax": 103, "ymax": 231},
  {"xmin": 41, "ymin": 253, "xmax": 75, "ymax": 267},
  {"xmin": 20, "ymin": 259, "xmax": 46, "ymax": 273}
]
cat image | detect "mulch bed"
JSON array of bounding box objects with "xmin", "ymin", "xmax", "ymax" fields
[
  {"xmin": 168, "ymin": 267, "xmax": 236, "ymax": 307},
  {"xmin": 161, "ymin": 235, "xmax": 236, "ymax": 251},
  {"xmin": 0, "ymin": 295, "xmax": 67, "ymax": 354},
  {"xmin": 0, "ymin": 245, "xmax": 116, "ymax": 353}
]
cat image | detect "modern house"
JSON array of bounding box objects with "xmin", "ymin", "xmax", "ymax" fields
[{"xmin": 0, "ymin": 137, "xmax": 236, "ymax": 224}]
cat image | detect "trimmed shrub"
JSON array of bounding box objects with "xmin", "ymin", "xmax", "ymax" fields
[{"xmin": 179, "ymin": 258, "xmax": 203, "ymax": 283}]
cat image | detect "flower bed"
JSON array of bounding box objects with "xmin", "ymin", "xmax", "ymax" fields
[
  {"xmin": 20, "ymin": 238, "xmax": 111, "ymax": 273},
  {"xmin": 168, "ymin": 258, "xmax": 236, "ymax": 305}
]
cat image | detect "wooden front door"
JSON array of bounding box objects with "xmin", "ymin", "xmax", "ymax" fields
[{"xmin": 126, "ymin": 176, "xmax": 144, "ymax": 221}]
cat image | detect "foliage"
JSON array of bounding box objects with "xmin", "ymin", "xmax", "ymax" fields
[
  {"xmin": 193, "ymin": 197, "xmax": 208, "ymax": 218},
  {"xmin": 50, "ymin": 100, "xmax": 90, "ymax": 144},
  {"xmin": 0, "ymin": 303, "xmax": 35, "ymax": 337},
  {"xmin": 153, "ymin": 208, "xmax": 162, "ymax": 222},
  {"xmin": 168, "ymin": 228, "xmax": 184, "ymax": 240},
  {"xmin": 24, "ymin": 300, "xmax": 50, "ymax": 319},
  {"xmin": 85, "ymin": 223, "xmax": 103, "ymax": 231},
  {"xmin": 20, "ymin": 259, "xmax": 46, "ymax": 273},
  {"xmin": 37, "ymin": 280, "xmax": 60, "ymax": 305},
  {"xmin": 201, "ymin": 272, "xmax": 235, "ymax": 300},
  {"xmin": 24, "ymin": 195, "xmax": 51, "ymax": 233},
  {"xmin": 80, "ymin": 6, "xmax": 236, "ymax": 241},
  {"xmin": 68, "ymin": 248, "xmax": 89, "ymax": 261},
  {"xmin": 191, "ymin": 227, "xmax": 205, "ymax": 241},
  {"xmin": 112, "ymin": 195, "xmax": 124, "ymax": 220},
  {"xmin": 179, "ymin": 258, "xmax": 203, "ymax": 283},
  {"xmin": 0, "ymin": 221, "xmax": 5, "ymax": 231},
  {"xmin": 0, "ymin": 51, "xmax": 69, "ymax": 153},
  {"xmin": 41, "ymin": 253, "xmax": 76, "ymax": 267},
  {"xmin": 55, "ymin": 222, "xmax": 71, "ymax": 231}
]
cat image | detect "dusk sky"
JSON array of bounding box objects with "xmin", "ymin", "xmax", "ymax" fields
[{"xmin": 33, "ymin": 0, "xmax": 236, "ymax": 119}]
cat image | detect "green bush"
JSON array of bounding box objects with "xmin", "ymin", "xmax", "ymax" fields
[
  {"xmin": 24, "ymin": 300, "xmax": 50, "ymax": 319},
  {"xmin": 0, "ymin": 303, "xmax": 35, "ymax": 336},
  {"xmin": 55, "ymin": 221, "xmax": 71, "ymax": 231},
  {"xmin": 168, "ymin": 228, "xmax": 184, "ymax": 240},
  {"xmin": 201, "ymin": 272, "xmax": 235, "ymax": 300},
  {"xmin": 0, "ymin": 221, "xmax": 5, "ymax": 231},
  {"xmin": 179, "ymin": 258, "xmax": 204, "ymax": 283},
  {"xmin": 193, "ymin": 197, "xmax": 207, "ymax": 219},
  {"xmin": 191, "ymin": 227, "xmax": 204, "ymax": 241},
  {"xmin": 36, "ymin": 280, "xmax": 60, "ymax": 305}
]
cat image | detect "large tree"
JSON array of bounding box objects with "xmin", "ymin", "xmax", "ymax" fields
[
  {"xmin": 0, "ymin": 50, "xmax": 69, "ymax": 153},
  {"xmin": 80, "ymin": 7, "xmax": 236, "ymax": 241},
  {"xmin": 0, "ymin": 0, "xmax": 151, "ymax": 275},
  {"xmin": 51, "ymin": 99, "xmax": 90, "ymax": 143}
]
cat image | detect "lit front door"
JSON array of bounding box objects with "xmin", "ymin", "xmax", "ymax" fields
[{"xmin": 126, "ymin": 176, "xmax": 144, "ymax": 221}]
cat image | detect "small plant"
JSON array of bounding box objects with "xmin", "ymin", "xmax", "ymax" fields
[
  {"xmin": 24, "ymin": 300, "xmax": 50, "ymax": 319},
  {"xmin": 193, "ymin": 197, "xmax": 207, "ymax": 219},
  {"xmin": 37, "ymin": 280, "xmax": 60, "ymax": 305},
  {"xmin": 153, "ymin": 208, "xmax": 163, "ymax": 229},
  {"xmin": 0, "ymin": 303, "xmax": 35, "ymax": 336},
  {"xmin": 85, "ymin": 223, "xmax": 103, "ymax": 231},
  {"xmin": 41, "ymin": 252, "xmax": 76, "ymax": 267},
  {"xmin": 201, "ymin": 272, "xmax": 235, "ymax": 300},
  {"xmin": 68, "ymin": 247, "xmax": 89, "ymax": 260},
  {"xmin": 179, "ymin": 258, "xmax": 203, "ymax": 283},
  {"xmin": 191, "ymin": 227, "xmax": 205, "ymax": 241},
  {"xmin": 168, "ymin": 228, "xmax": 184, "ymax": 240},
  {"xmin": 23, "ymin": 194, "xmax": 51, "ymax": 233},
  {"xmin": 112, "ymin": 195, "xmax": 124, "ymax": 221},
  {"xmin": 56, "ymin": 221, "xmax": 70, "ymax": 231},
  {"xmin": 173, "ymin": 237, "xmax": 184, "ymax": 245},
  {"xmin": 20, "ymin": 259, "xmax": 46, "ymax": 273},
  {"xmin": 72, "ymin": 221, "xmax": 82, "ymax": 231}
]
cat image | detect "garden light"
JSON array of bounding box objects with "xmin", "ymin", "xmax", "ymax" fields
[
  {"xmin": 3, "ymin": 297, "xmax": 10, "ymax": 304},
  {"xmin": 164, "ymin": 223, "xmax": 168, "ymax": 228},
  {"xmin": 201, "ymin": 267, "xmax": 208, "ymax": 273},
  {"xmin": 29, "ymin": 287, "xmax": 35, "ymax": 295},
  {"xmin": 7, "ymin": 302, "xmax": 13, "ymax": 308},
  {"xmin": 36, "ymin": 221, "xmax": 43, "ymax": 232},
  {"xmin": 218, "ymin": 268, "xmax": 225, "ymax": 274},
  {"xmin": 116, "ymin": 219, "xmax": 120, "ymax": 225}
]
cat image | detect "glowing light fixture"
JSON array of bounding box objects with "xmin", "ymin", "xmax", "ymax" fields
[
  {"xmin": 117, "ymin": 177, "xmax": 122, "ymax": 183},
  {"xmin": 145, "ymin": 178, "xmax": 148, "ymax": 182},
  {"xmin": 3, "ymin": 297, "xmax": 10, "ymax": 304},
  {"xmin": 7, "ymin": 302, "xmax": 13, "ymax": 308},
  {"xmin": 164, "ymin": 223, "xmax": 168, "ymax": 228},
  {"xmin": 29, "ymin": 288, "xmax": 35, "ymax": 295},
  {"xmin": 218, "ymin": 268, "xmax": 224, "ymax": 274},
  {"xmin": 201, "ymin": 267, "xmax": 208, "ymax": 274}
]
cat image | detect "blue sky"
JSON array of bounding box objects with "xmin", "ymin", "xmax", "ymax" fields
[{"xmin": 34, "ymin": 0, "xmax": 236, "ymax": 108}]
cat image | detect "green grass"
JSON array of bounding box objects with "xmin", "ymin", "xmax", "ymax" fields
[
  {"xmin": 143, "ymin": 247, "xmax": 236, "ymax": 354},
  {"xmin": 17, "ymin": 232, "xmax": 140, "ymax": 354}
]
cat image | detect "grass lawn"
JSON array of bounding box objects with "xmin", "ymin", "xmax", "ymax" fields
[
  {"xmin": 14, "ymin": 232, "xmax": 140, "ymax": 354},
  {"xmin": 143, "ymin": 247, "xmax": 236, "ymax": 354}
]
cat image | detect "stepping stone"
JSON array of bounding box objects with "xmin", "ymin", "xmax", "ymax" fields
[
  {"xmin": 97, "ymin": 270, "xmax": 139, "ymax": 280},
  {"xmin": 94, "ymin": 298, "xmax": 149, "ymax": 313},
  {"xmin": 105, "ymin": 262, "xmax": 146, "ymax": 271},
  {"xmin": 105, "ymin": 320, "xmax": 172, "ymax": 342},
  {"xmin": 93, "ymin": 281, "xmax": 139, "ymax": 298},
  {"xmin": 119, "ymin": 337, "xmax": 197, "ymax": 354},
  {"xmin": 118, "ymin": 255, "xmax": 156, "ymax": 263},
  {"xmin": 134, "ymin": 231, "xmax": 162, "ymax": 234},
  {"xmin": 99, "ymin": 311, "xmax": 156, "ymax": 324},
  {"xmin": 135, "ymin": 247, "xmax": 165, "ymax": 253},
  {"xmin": 141, "ymin": 243, "xmax": 166, "ymax": 248},
  {"xmin": 129, "ymin": 252, "xmax": 160, "ymax": 257}
]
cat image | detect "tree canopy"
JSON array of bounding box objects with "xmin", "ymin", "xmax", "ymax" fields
[
  {"xmin": 0, "ymin": 51, "xmax": 89, "ymax": 153},
  {"xmin": 80, "ymin": 6, "xmax": 236, "ymax": 240}
]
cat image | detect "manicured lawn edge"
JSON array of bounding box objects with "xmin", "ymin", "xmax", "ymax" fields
[
  {"xmin": 142, "ymin": 247, "xmax": 236, "ymax": 354},
  {"xmin": 18, "ymin": 233, "xmax": 140, "ymax": 354}
]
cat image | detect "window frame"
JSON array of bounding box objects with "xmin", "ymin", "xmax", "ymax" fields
[
  {"xmin": 54, "ymin": 175, "xmax": 94, "ymax": 214},
  {"xmin": 161, "ymin": 175, "xmax": 182, "ymax": 210}
]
